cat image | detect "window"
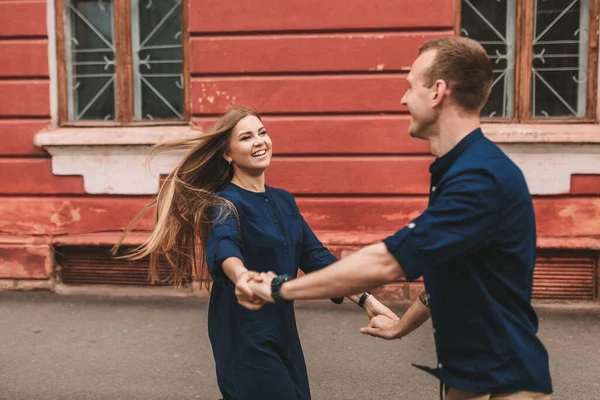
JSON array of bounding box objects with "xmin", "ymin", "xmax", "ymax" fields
[
  {"xmin": 457, "ymin": 0, "xmax": 598, "ymax": 122},
  {"xmin": 56, "ymin": 0, "xmax": 189, "ymax": 125}
]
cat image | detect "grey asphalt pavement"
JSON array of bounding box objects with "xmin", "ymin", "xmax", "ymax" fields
[{"xmin": 0, "ymin": 291, "xmax": 599, "ymax": 400}]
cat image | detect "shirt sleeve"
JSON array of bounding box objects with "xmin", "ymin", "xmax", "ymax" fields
[
  {"xmin": 383, "ymin": 169, "xmax": 500, "ymax": 281},
  {"xmin": 289, "ymin": 194, "xmax": 343, "ymax": 304},
  {"xmin": 298, "ymin": 217, "xmax": 338, "ymax": 274},
  {"xmin": 206, "ymin": 208, "xmax": 244, "ymax": 285}
]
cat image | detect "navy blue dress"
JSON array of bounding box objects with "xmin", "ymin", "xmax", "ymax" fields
[{"xmin": 206, "ymin": 183, "xmax": 340, "ymax": 400}]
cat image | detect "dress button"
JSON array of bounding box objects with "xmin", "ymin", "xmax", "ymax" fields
[
  {"xmin": 438, "ymin": 363, "xmax": 443, "ymax": 369},
  {"xmin": 433, "ymin": 328, "xmax": 436, "ymax": 334},
  {"xmin": 264, "ymin": 198, "xmax": 269, "ymax": 203},
  {"xmin": 408, "ymin": 222, "xmax": 416, "ymax": 229},
  {"xmin": 274, "ymin": 219, "xmax": 278, "ymax": 223},
  {"xmin": 431, "ymin": 186, "xmax": 436, "ymax": 192},
  {"xmin": 283, "ymin": 242, "xmax": 287, "ymax": 247}
]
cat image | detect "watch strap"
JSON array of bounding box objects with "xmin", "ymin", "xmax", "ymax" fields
[{"xmin": 271, "ymin": 274, "xmax": 292, "ymax": 303}]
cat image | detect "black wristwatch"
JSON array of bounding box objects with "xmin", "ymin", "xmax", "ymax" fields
[{"xmin": 271, "ymin": 274, "xmax": 293, "ymax": 303}]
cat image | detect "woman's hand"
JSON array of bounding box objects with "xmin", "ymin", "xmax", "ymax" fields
[
  {"xmin": 234, "ymin": 270, "xmax": 266, "ymax": 310},
  {"xmin": 363, "ymin": 295, "xmax": 399, "ymax": 321},
  {"xmin": 360, "ymin": 315, "xmax": 405, "ymax": 340},
  {"xmin": 246, "ymin": 272, "xmax": 276, "ymax": 304},
  {"xmin": 235, "ymin": 271, "xmax": 277, "ymax": 310}
]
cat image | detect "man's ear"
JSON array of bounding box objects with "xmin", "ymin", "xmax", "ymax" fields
[{"xmin": 432, "ymin": 79, "xmax": 448, "ymax": 107}]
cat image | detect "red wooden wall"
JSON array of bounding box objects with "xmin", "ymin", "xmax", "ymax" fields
[
  {"xmin": 0, "ymin": 0, "xmax": 598, "ymax": 298},
  {"xmin": 189, "ymin": 0, "xmax": 451, "ymax": 244},
  {"xmin": 0, "ymin": 1, "xmax": 50, "ymax": 155},
  {"xmin": 0, "ymin": 0, "xmax": 55, "ymax": 284}
]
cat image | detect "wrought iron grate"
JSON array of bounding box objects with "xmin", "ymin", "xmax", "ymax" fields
[
  {"xmin": 533, "ymin": 250, "xmax": 596, "ymax": 300},
  {"xmin": 56, "ymin": 246, "xmax": 596, "ymax": 300},
  {"xmin": 57, "ymin": 245, "xmax": 172, "ymax": 286}
]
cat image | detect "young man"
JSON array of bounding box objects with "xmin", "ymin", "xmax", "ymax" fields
[{"xmin": 241, "ymin": 37, "xmax": 553, "ymax": 400}]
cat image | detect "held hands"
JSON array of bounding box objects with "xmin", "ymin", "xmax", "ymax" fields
[
  {"xmin": 360, "ymin": 314, "xmax": 405, "ymax": 340},
  {"xmin": 235, "ymin": 270, "xmax": 276, "ymax": 310},
  {"xmin": 235, "ymin": 271, "xmax": 405, "ymax": 340},
  {"xmin": 362, "ymin": 295, "xmax": 398, "ymax": 321},
  {"xmin": 234, "ymin": 270, "xmax": 268, "ymax": 310},
  {"xmin": 357, "ymin": 294, "xmax": 407, "ymax": 340},
  {"xmin": 247, "ymin": 273, "xmax": 275, "ymax": 303},
  {"xmin": 359, "ymin": 296, "xmax": 404, "ymax": 340}
]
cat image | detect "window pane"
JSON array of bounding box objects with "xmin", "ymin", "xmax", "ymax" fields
[
  {"xmin": 461, "ymin": 0, "xmax": 517, "ymax": 118},
  {"xmin": 532, "ymin": 0, "xmax": 589, "ymax": 118},
  {"xmin": 65, "ymin": 0, "xmax": 116, "ymax": 121},
  {"xmin": 132, "ymin": 0, "xmax": 184, "ymax": 120}
]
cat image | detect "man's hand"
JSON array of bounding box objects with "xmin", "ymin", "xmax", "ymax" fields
[
  {"xmin": 246, "ymin": 272, "xmax": 276, "ymax": 304},
  {"xmin": 236, "ymin": 271, "xmax": 277, "ymax": 310},
  {"xmin": 234, "ymin": 270, "xmax": 266, "ymax": 310},
  {"xmin": 360, "ymin": 315, "xmax": 404, "ymax": 340},
  {"xmin": 363, "ymin": 296, "xmax": 399, "ymax": 321}
]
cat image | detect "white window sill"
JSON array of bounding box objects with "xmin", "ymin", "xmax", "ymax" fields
[
  {"xmin": 482, "ymin": 123, "xmax": 600, "ymax": 143},
  {"xmin": 33, "ymin": 125, "xmax": 199, "ymax": 147},
  {"xmin": 33, "ymin": 123, "xmax": 600, "ymax": 196},
  {"xmin": 33, "ymin": 126, "xmax": 199, "ymax": 195},
  {"xmin": 33, "ymin": 123, "xmax": 600, "ymax": 148},
  {"xmin": 482, "ymin": 123, "xmax": 600, "ymax": 195}
]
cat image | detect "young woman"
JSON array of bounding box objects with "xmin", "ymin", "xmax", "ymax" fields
[{"xmin": 114, "ymin": 108, "xmax": 397, "ymax": 400}]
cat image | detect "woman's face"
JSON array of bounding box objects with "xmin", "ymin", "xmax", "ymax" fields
[{"xmin": 225, "ymin": 115, "xmax": 273, "ymax": 174}]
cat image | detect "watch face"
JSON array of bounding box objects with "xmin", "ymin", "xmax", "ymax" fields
[{"xmin": 272, "ymin": 275, "xmax": 291, "ymax": 303}]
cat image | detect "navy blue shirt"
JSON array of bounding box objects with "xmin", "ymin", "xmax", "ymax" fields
[
  {"xmin": 384, "ymin": 129, "xmax": 552, "ymax": 394},
  {"xmin": 206, "ymin": 183, "xmax": 339, "ymax": 399}
]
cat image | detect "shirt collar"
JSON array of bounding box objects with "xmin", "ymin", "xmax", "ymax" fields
[
  {"xmin": 429, "ymin": 128, "xmax": 483, "ymax": 176},
  {"xmin": 228, "ymin": 182, "xmax": 269, "ymax": 197}
]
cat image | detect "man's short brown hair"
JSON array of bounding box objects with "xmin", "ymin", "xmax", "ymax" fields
[{"xmin": 418, "ymin": 36, "xmax": 493, "ymax": 113}]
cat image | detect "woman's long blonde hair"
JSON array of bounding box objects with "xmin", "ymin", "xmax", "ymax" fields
[{"xmin": 112, "ymin": 107, "xmax": 261, "ymax": 287}]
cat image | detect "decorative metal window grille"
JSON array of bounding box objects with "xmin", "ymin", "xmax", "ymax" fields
[
  {"xmin": 532, "ymin": 0, "xmax": 589, "ymax": 118},
  {"xmin": 460, "ymin": 0, "xmax": 595, "ymax": 120},
  {"xmin": 132, "ymin": 0, "xmax": 183, "ymax": 120},
  {"xmin": 65, "ymin": 0, "xmax": 116, "ymax": 121},
  {"xmin": 63, "ymin": 0, "xmax": 184, "ymax": 123},
  {"xmin": 461, "ymin": 0, "xmax": 517, "ymax": 118}
]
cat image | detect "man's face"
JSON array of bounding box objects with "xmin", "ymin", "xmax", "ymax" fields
[{"xmin": 401, "ymin": 50, "xmax": 439, "ymax": 140}]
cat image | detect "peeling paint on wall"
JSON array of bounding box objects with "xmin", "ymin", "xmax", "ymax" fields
[{"xmin": 50, "ymin": 202, "xmax": 81, "ymax": 227}]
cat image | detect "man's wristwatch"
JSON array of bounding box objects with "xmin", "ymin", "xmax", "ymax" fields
[{"xmin": 271, "ymin": 274, "xmax": 293, "ymax": 303}]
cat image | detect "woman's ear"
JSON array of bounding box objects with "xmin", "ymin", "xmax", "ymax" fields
[{"xmin": 223, "ymin": 152, "xmax": 232, "ymax": 164}]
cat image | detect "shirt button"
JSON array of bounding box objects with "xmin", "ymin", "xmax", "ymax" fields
[
  {"xmin": 438, "ymin": 363, "xmax": 443, "ymax": 369},
  {"xmin": 264, "ymin": 198, "xmax": 269, "ymax": 203},
  {"xmin": 274, "ymin": 219, "xmax": 278, "ymax": 223},
  {"xmin": 433, "ymin": 328, "xmax": 436, "ymax": 334},
  {"xmin": 283, "ymin": 242, "xmax": 287, "ymax": 247},
  {"xmin": 408, "ymin": 222, "xmax": 416, "ymax": 229},
  {"xmin": 431, "ymin": 186, "xmax": 436, "ymax": 192}
]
